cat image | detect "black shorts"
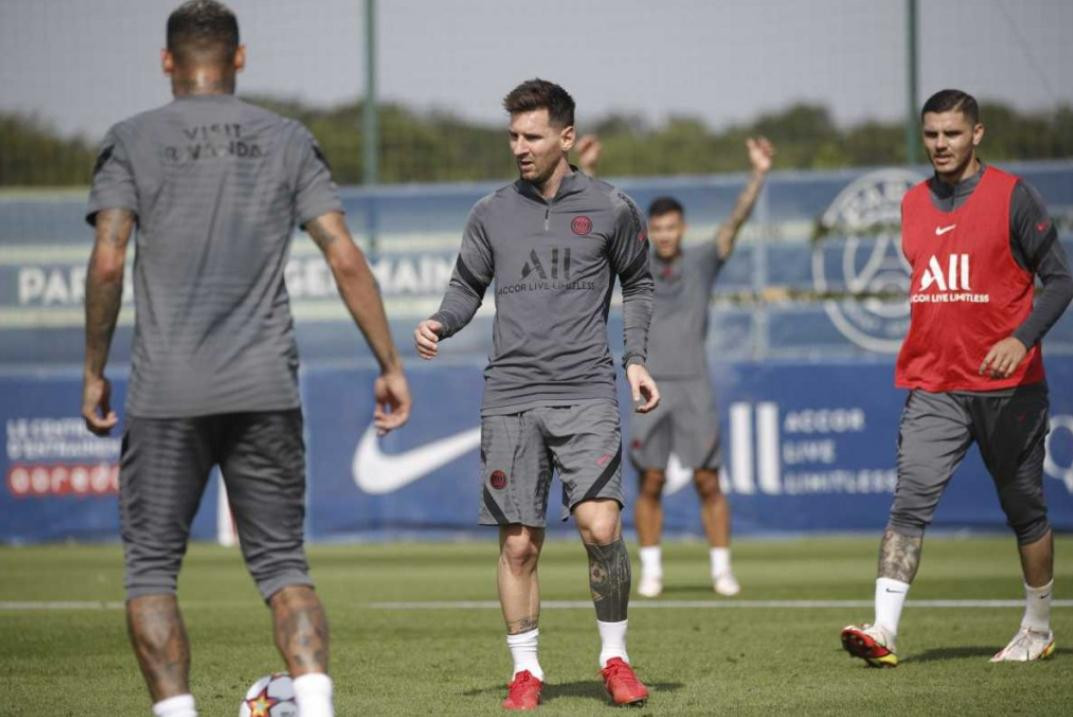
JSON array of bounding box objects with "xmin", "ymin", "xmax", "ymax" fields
[{"xmin": 119, "ymin": 409, "xmax": 312, "ymax": 601}]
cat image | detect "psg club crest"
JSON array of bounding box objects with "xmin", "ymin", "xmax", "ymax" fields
[
  {"xmin": 571, "ymin": 216, "xmax": 593, "ymax": 236},
  {"xmin": 811, "ymin": 168, "xmax": 923, "ymax": 353}
]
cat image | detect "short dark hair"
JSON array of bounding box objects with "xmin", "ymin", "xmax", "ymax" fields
[
  {"xmin": 921, "ymin": 89, "xmax": 979, "ymax": 124},
  {"xmin": 648, "ymin": 196, "xmax": 684, "ymax": 219},
  {"xmin": 503, "ymin": 79, "xmax": 575, "ymax": 128},
  {"xmin": 166, "ymin": 0, "xmax": 240, "ymax": 65}
]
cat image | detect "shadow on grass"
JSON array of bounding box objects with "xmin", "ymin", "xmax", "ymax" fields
[
  {"xmin": 462, "ymin": 681, "xmax": 685, "ymax": 704},
  {"xmin": 908, "ymin": 644, "xmax": 1065, "ymax": 663},
  {"xmin": 653, "ymin": 584, "xmax": 719, "ymax": 596},
  {"xmin": 907, "ymin": 646, "xmax": 1000, "ymax": 663}
]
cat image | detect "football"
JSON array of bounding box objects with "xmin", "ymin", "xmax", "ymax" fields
[{"xmin": 239, "ymin": 672, "xmax": 298, "ymax": 717}]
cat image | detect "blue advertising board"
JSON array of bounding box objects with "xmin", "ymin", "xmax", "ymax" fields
[
  {"xmin": 2, "ymin": 162, "xmax": 1072, "ymax": 542},
  {"xmin": 4, "ymin": 357, "xmax": 1071, "ymax": 543}
]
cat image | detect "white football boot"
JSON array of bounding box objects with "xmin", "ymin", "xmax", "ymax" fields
[
  {"xmin": 637, "ymin": 573, "xmax": 662, "ymax": 598},
  {"xmin": 712, "ymin": 572, "xmax": 741, "ymax": 597},
  {"xmin": 990, "ymin": 627, "xmax": 1056, "ymax": 662}
]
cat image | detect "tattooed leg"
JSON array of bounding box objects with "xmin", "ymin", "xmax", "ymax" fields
[
  {"xmin": 126, "ymin": 595, "xmax": 191, "ymax": 702},
  {"xmin": 584, "ymin": 539, "xmax": 632, "ymax": 622},
  {"xmin": 270, "ymin": 585, "xmax": 329, "ymax": 676},
  {"xmin": 877, "ymin": 528, "xmax": 924, "ymax": 583},
  {"xmin": 498, "ymin": 525, "xmax": 544, "ymax": 634}
]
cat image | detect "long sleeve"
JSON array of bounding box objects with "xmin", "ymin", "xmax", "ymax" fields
[
  {"xmin": 430, "ymin": 204, "xmax": 494, "ymax": 338},
  {"xmin": 1009, "ymin": 181, "xmax": 1073, "ymax": 348},
  {"xmin": 609, "ymin": 192, "xmax": 654, "ymax": 367}
]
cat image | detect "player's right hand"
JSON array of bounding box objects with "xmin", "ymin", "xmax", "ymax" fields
[
  {"xmin": 414, "ymin": 319, "xmax": 443, "ymax": 360},
  {"xmin": 374, "ymin": 369, "xmax": 412, "ymax": 436},
  {"xmin": 81, "ymin": 374, "xmax": 118, "ymax": 437}
]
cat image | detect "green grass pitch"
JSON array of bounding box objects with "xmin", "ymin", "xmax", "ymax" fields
[{"xmin": 2, "ymin": 536, "xmax": 1071, "ymax": 715}]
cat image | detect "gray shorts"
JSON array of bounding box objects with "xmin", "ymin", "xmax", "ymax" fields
[
  {"xmin": 629, "ymin": 377, "xmax": 721, "ymax": 471},
  {"xmin": 889, "ymin": 384, "xmax": 1051, "ymax": 544},
  {"xmin": 119, "ymin": 410, "xmax": 312, "ymax": 601},
  {"xmin": 479, "ymin": 401, "xmax": 624, "ymax": 528}
]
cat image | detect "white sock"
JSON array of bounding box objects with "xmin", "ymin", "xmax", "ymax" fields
[
  {"xmin": 874, "ymin": 577, "xmax": 910, "ymax": 638},
  {"xmin": 1021, "ymin": 579, "xmax": 1053, "ymax": 633},
  {"xmin": 639, "ymin": 546, "xmax": 662, "ymax": 577},
  {"xmin": 506, "ymin": 628, "xmax": 544, "ymax": 681},
  {"xmin": 597, "ymin": 619, "xmax": 629, "ymax": 667},
  {"xmin": 292, "ymin": 673, "xmax": 334, "ymax": 717},
  {"xmin": 710, "ymin": 547, "xmax": 731, "ymax": 577},
  {"xmin": 152, "ymin": 694, "xmax": 197, "ymax": 717}
]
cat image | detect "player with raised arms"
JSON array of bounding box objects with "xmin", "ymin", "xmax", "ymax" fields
[
  {"xmin": 81, "ymin": 2, "xmax": 411, "ymax": 715},
  {"xmin": 841, "ymin": 89, "xmax": 1073, "ymax": 667},
  {"xmin": 415, "ymin": 79, "xmax": 658, "ymax": 709},
  {"xmin": 579, "ymin": 134, "xmax": 775, "ymax": 598}
]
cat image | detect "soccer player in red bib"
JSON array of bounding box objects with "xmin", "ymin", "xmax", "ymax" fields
[{"xmin": 841, "ymin": 89, "xmax": 1073, "ymax": 666}]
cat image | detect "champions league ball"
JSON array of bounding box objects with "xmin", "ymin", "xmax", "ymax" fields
[{"xmin": 239, "ymin": 672, "xmax": 298, "ymax": 717}]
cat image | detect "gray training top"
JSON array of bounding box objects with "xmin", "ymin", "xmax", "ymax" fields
[
  {"xmin": 87, "ymin": 95, "xmax": 343, "ymax": 418},
  {"xmin": 645, "ymin": 242, "xmax": 725, "ymax": 380},
  {"xmin": 431, "ymin": 169, "xmax": 653, "ymax": 414}
]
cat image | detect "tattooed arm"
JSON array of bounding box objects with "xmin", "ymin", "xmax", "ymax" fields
[
  {"xmin": 82, "ymin": 208, "xmax": 134, "ymax": 436},
  {"xmin": 306, "ymin": 211, "xmax": 411, "ymax": 435},
  {"xmin": 877, "ymin": 528, "xmax": 923, "ymax": 583},
  {"xmin": 714, "ymin": 137, "xmax": 775, "ymax": 261}
]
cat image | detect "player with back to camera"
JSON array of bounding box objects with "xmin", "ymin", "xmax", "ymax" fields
[
  {"xmin": 81, "ymin": 2, "xmax": 411, "ymax": 715},
  {"xmin": 415, "ymin": 79, "xmax": 658, "ymax": 710},
  {"xmin": 578, "ymin": 134, "xmax": 775, "ymax": 598},
  {"xmin": 841, "ymin": 89, "xmax": 1073, "ymax": 667}
]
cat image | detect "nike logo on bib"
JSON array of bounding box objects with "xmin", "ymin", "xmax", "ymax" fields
[
  {"xmin": 352, "ymin": 424, "xmax": 481, "ymax": 494},
  {"xmin": 935, "ymin": 224, "xmax": 957, "ymax": 236}
]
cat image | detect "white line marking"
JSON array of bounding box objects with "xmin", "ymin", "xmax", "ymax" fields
[
  {"xmin": 6, "ymin": 598, "xmax": 1072, "ymax": 612},
  {"xmin": 0, "ymin": 601, "xmax": 125, "ymax": 610},
  {"xmin": 369, "ymin": 599, "xmax": 1073, "ymax": 610}
]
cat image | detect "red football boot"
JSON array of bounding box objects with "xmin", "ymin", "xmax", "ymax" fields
[
  {"xmin": 601, "ymin": 658, "xmax": 649, "ymax": 706},
  {"xmin": 502, "ymin": 670, "xmax": 542, "ymax": 711}
]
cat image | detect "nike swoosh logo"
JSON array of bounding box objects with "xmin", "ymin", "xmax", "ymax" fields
[
  {"xmin": 935, "ymin": 224, "xmax": 957, "ymax": 235},
  {"xmin": 352, "ymin": 423, "xmax": 481, "ymax": 494},
  {"xmin": 885, "ymin": 588, "xmax": 906, "ymax": 594}
]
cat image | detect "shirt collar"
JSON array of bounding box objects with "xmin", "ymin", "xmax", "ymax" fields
[{"xmin": 514, "ymin": 164, "xmax": 586, "ymax": 203}]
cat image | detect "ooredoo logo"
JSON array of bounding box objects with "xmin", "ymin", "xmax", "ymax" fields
[
  {"xmin": 571, "ymin": 216, "xmax": 592, "ymax": 236},
  {"xmin": 7, "ymin": 463, "xmax": 119, "ymax": 497},
  {"xmin": 489, "ymin": 470, "xmax": 508, "ymax": 489}
]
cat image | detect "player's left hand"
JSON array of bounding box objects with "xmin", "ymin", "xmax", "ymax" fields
[
  {"xmin": 626, "ymin": 363, "xmax": 660, "ymax": 413},
  {"xmin": 979, "ymin": 336, "xmax": 1028, "ymax": 379},
  {"xmin": 746, "ymin": 136, "xmax": 775, "ymax": 174},
  {"xmin": 374, "ymin": 369, "xmax": 412, "ymax": 436},
  {"xmin": 82, "ymin": 374, "xmax": 118, "ymax": 436}
]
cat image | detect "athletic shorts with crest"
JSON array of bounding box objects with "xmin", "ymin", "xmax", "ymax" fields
[
  {"xmin": 629, "ymin": 377, "xmax": 721, "ymax": 471},
  {"xmin": 478, "ymin": 400, "xmax": 624, "ymax": 527}
]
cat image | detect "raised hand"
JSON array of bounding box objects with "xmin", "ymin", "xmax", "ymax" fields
[
  {"xmin": 746, "ymin": 136, "xmax": 775, "ymax": 174},
  {"xmin": 577, "ymin": 134, "xmax": 603, "ymax": 176}
]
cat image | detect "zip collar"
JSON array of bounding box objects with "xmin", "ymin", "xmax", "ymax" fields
[{"xmin": 514, "ymin": 165, "xmax": 587, "ymax": 205}]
